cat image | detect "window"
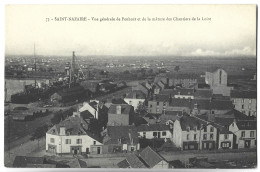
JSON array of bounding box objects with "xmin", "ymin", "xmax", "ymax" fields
[
  {"xmin": 248, "ymin": 111, "xmax": 251, "ymax": 116},
  {"xmin": 241, "ymin": 99, "xmax": 244, "ymax": 103},
  {"xmin": 163, "ymin": 102, "xmax": 166, "ymax": 106},
  {"xmin": 93, "ymin": 141, "xmax": 96, "ymax": 145},
  {"xmin": 194, "ymin": 134, "xmax": 197, "ymax": 140},
  {"xmin": 250, "ymin": 131, "xmax": 255, "ymax": 137},
  {"xmin": 150, "ymin": 104, "xmax": 152, "ymax": 108},
  {"xmin": 210, "ymin": 127, "xmax": 214, "ymax": 132},
  {"xmin": 156, "ymin": 108, "xmax": 160, "ymax": 113},
  {"xmin": 242, "ymin": 105, "xmax": 244, "ymax": 109},
  {"xmin": 153, "ymin": 132, "xmax": 157, "ymax": 137},
  {"xmin": 203, "ymin": 134, "xmax": 207, "ymax": 140},
  {"xmin": 224, "ymin": 134, "xmax": 229, "ymax": 140},
  {"xmin": 204, "ymin": 126, "xmax": 207, "ymax": 132},
  {"xmin": 249, "ymin": 99, "xmax": 252, "ymax": 103},
  {"xmin": 187, "ymin": 134, "xmax": 190, "ymax": 140},
  {"xmin": 249, "ymin": 105, "xmax": 251, "ymax": 109},
  {"xmin": 157, "ymin": 102, "xmax": 159, "ymax": 106},
  {"xmin": 233, "ymin": 99, "xmax": 236, "ymax": 103},
  {"xmin": 76, "ymin": 139, "xmax": 82, "ymax": 144},
  {"xmin": 65, "ymin": 139, "xmax": 71, "ymax": 144},
  {"xmin": 129, "ymin": 101, "xmax": 132, "ymax": 105},
  {"xmin": 190, "ymin": 145, "xmax": 194, "ymax": 149},
  {"xmin": 210, "ymin": 134, "xmax": 214, "ymax": 140},
  {"xmin": 187, "ymin": 127, "xmax": 190, "ymax": 132},
  {"xmin": 162, "ymin": 131, "xmax": 166, "ymax": 136},
  {"xmin": 50, "ymin": 138, "xmax": 55, "ymax": 143},
  {"xmin": 194, "ymin": 127, "xmax": 197, "ymax": 131},
  {"xmin": 241, "ymin": 131, "xmax": 245, "ymax": 138},
  {"xmin": 143, "ymin": 132, "xmax": 146, "ymax": 138}
]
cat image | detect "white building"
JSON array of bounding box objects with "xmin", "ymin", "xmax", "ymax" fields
[
  {"xmin": 137, "ymin": 123, "xmax": 173, "ymax": 140},
  {"xmin": 229, "ymin": 120, "xmax": 256, "ymax": 149},
  {"xmin": 231, "ymin": 90, "xmax": 257, "ymax": 117},
  {"xmin": 79, "ymin": 100, "xmax": 100, "ymax": 119},
  {"xmin": 46, "ymin": 113, "xmax": 103, "ymax": 155}
]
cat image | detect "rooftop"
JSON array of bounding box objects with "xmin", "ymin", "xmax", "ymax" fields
[
  {"xmin": 125, "ymin": 90, "xmax": 146, "ymax": 99},
  {"xmin": 108, "ymin": 104, "xmax": 133, "ymax": 115},
  {"xmin": 139, "ymin": 146, "xmax": 165, "ymax": 168},
  {"xmin": 231, "ymin": 90, "xmax": 257, "ymax": 99}
]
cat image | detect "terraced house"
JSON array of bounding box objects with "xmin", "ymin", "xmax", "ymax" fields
[
  {"xmin": 173, "ymin": 115, "xmax": 218, "ymax": 150},
  {"xmin": 229, "ymin": 120, "xmax": 257, "ymax": 149}
]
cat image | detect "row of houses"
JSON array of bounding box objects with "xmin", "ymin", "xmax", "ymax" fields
[{"xmin": 45, "ymin": 103, "xmax": 256, "ymax": 155}]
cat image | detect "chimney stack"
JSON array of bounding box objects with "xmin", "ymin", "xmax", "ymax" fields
[{"xmin": 116, "ymin": 105, "xmax": 121, "ymax": 114}]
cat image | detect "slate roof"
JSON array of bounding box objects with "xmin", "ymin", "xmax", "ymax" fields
[
  {"xmin": 108, "ymin": 104, "xmax": 133, "ymax": 115},
  {"xmin": 169, "ymin": 98, "xmax": 192, "ymax": 108},
  {"xmin": 47, "ymin": 115, "xmax": 88, "ymax": 135},
  {"xmin": 191, "ymin": 99, "xmax": 234, "ymax": 110},
  {"xmin": 171, "ymin": 88, "xmax": 195, "ymax": 96},
  {"xmin": 139, "ymin": 146, "xmax": 166, "ymax": 168},
  {"xmin": 125, "ymin": 90, "xmax": 146, "ymax": 99},
  {"xmin": 104, "ymin": 126, "xmax": 139, "ymax": 145},
  {"xmin": 231, "ymin": 90, "xmax": 257, "ymax": 99},
  {"xmin": 194, "ymin": 89, "xmax": 212, "ymax": 99},
  {"xmin": 179, "ymin": 116, "xmax": 207, "ymax": 131},
  {"xmin": 236, "ymin": 121, "xmax": 256, "ymax": 130},
  {"xmin": 117, "ymin": 159, "xmax": 130, "ymax": 168},
  {"xmin": 125, "ymin": 154, "xmax": 147, "ymax": 168},
  {"xmin": 136, "ymin": 123, "xmax": 171, "ymax": 132}
]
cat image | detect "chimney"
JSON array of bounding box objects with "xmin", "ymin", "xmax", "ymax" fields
[
  {"xmin": 60, "ymin": 127, "xmax": 66, "ymax": 136},
  {"xmin": 133, "ymin": 92, "xmax": 136, "ymax": 99},
  {"xmin": 116, "ymin": 105, "xmax": 121, "ymax": 114}
]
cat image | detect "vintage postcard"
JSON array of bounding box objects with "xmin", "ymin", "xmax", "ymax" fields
[{"xmin": 4, "ymin": 4, "xmax": 257, "ymax": 169}]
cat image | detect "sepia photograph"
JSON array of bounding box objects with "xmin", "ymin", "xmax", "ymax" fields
[{"xmin": 3, "ymin": 4, "xmax": 257, "ymax": 169}]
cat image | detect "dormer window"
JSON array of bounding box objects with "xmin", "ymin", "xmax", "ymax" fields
[
  {"xmin": 52, "ymin": 129, "xmax": 55, "ymax": 134},
  {"xmin": 187, "ymin": 127, "xmax": 190, "ymax": 132},
  {"xmin": 194, "ymin": 127, "xmax": 197, "ymax": 131}
]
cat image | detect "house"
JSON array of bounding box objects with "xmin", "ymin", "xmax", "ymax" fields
[
  {"xmin": 132, "ymin": 82, "xmax": 152, "ymax": 96},
  {"xmin": 136, "ymin": 123, "xmax": 173, "ymax": 140},
  {"xmin": 107, "ymin": 104, "xmax": 135, "ymax": 126},
  {"xmin": 190, "ymin": 99, "xmax": 234, "ymax": 116},
  {"xmin": 217, "ymin": 126, "xmax": 234, "ymax": 150},
  {"xmin": 229, "ymin": 120, "xmax": 256, "ymax": 149},
  {"xmin": 124, "ymin": 90, "xmax": 146, "ymax": 110},
  {"xmin": 46, "ymin": 113, "xmax": 103, "ymax": 155},
  {"xmin": 139, "ymin": 146, "xmax": 169, "ymax": 168},
  {"xmin": 102, "ymin": 125, "xmax": 140, "ymax": 153},
  {"xmin": 79, "ymin": 100, "xmax": 102, "ymax": 119},
  {"xmin": 231, "ymin": 90, "xmax": 257, "ymax": 117},
  {"xmin": 173, "ymin": 115, "xmax": 218, "ymax": 150},
  {"xmin": 205, "ymin": 69, "xmax": 232, "ymax": 96}
]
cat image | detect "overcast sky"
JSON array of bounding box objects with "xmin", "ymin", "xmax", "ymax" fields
[{"xmin": 5, "ymin": 5, "xmax": 256, "ymax": 57}]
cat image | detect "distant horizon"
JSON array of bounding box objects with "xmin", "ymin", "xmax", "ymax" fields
[{"xmin": 5, "ymin": 53, "xmax": 257, "ymax": 59}]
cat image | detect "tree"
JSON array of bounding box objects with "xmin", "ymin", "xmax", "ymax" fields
[{"xmin": 136, "ymin": 101, "xmax": 147, "ymax": 116}]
